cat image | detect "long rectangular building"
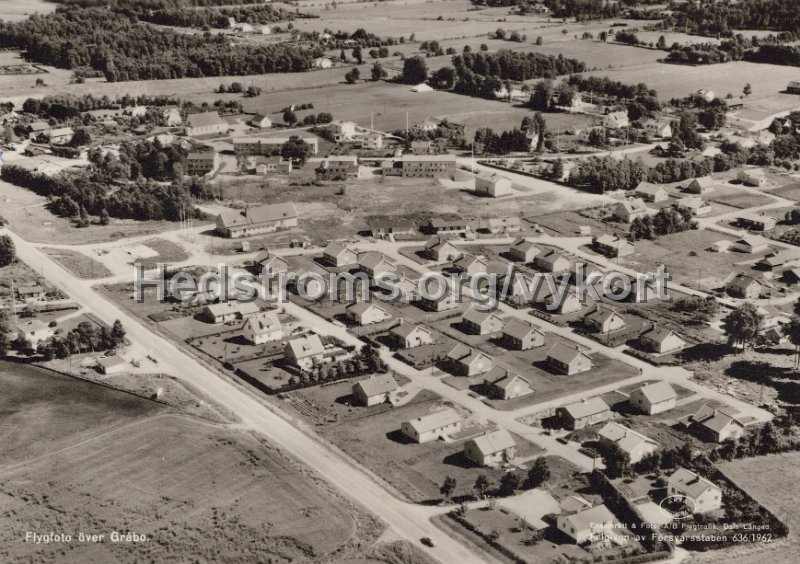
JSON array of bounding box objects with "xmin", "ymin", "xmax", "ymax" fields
[
  {"xmin": 382, "ymin": 154, "xmax": 456, "ymax": 179},
  {"xmin": 233, "ymin": 136, "xmax": 319, "ymax": 157},
  {"xmin": 215, "ymin": 203, "xmax": 298, "ymax": 238}
]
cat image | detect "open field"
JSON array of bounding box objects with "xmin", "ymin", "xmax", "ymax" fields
[
  {"xmin": 0, "ymin": 361, "xmax": 165, "ymax": 465},
  {"xmin": 41, "ymin": 247, "xmax": 114, "ymax": 279},
  {"xmin": 0, "ymin": 414, "xmax": 381, "ymax": 563},
  {"xmin": 0, "ymin": 0, "xmax": 55, "ymax": 22}
]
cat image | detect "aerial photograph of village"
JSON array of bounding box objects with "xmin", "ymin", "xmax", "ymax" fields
[{"xmin": 0, "ymin": 0, "xmax": 798, "ymax": 563}]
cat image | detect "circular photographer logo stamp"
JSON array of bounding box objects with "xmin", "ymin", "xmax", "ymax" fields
[{"xmin": 659, "ymin": 494, "xmax": 695, "ymax": 520}]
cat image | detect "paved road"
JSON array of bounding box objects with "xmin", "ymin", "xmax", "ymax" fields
[{"xmin": 5, "ymin": 228, "xmax": 490, "ymax": 564}]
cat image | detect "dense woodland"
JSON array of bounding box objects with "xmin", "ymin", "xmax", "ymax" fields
[
  {"xmin": 664, "ymin": 0, "xmax": 800, "ymax": 36},
  {"xmin": 138, "ymin": 4, "xmax": 297, "ymax": 29},
  {"xmin": 0, "ymin": 7, "xmax": 321, "ymax": 81}
]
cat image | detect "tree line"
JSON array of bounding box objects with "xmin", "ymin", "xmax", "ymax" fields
[
  {"xmin": 0, "ymin": 7, "xmax": 322, "ymax": 81},
  {"xmin": 663, "ymin": 0, "xmax": 800, "ymax": 37},
  {"xmin": 138, "ymin": 4, "xmax": 296, "ymax": 29}
]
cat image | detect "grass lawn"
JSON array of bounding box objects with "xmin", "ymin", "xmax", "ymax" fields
[{"xmin": 41, "ymin": 247, "xmax": 114, "ymax": 279}]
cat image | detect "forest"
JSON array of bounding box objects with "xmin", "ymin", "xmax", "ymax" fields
[
  {"xmin": 0, "ymin": 7, "xmax": 321, "ymax": 81},
  {"xmin": 138, "ymin": 4, "xmax": 302, "ymax": 29},
  {"xmin": 664, "ymin": 0, "xmax": 800, "ymax": 37}
]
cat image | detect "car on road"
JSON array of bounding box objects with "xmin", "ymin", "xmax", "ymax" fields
[{"xmin": 420, "ymin": 537, "xmax": 436, "ymax": 547}]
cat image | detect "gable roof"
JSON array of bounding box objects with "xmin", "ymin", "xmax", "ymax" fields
[
  {"xmin": 358, "ymin": 251, "xmax": 395, "ymax": 271},
  {"xmin": 218, "ymin": 203, "xmax": 298, "ymax": 229},
  {"xmin": 617, "ymin": 198, "xmax": 648, "ymax": 213},
  {"xmin": 405, "ymin": 408, "xmax": 461, "ymax": 434},
  {"xmin": 97, "ymin": 355, "xmax": 127, "ymax": 370},
  {"xmin": 324, "ymin": 241, "xmax": 355, "ymax": 258},
  {"xmin": 691, "ymin": 176, "xmax": 716, "ymax": 188},
  {"xmin": 512, "ymin": 238, "xmax": 540, "ymax": 254},
  {"xmin": 205, "ymin": 301, "xmax": 260, "ymax": 318},
  {"xmin": 635, "ymin": 181, "xmax": 666, "ymax": 196},
  {"xmin": 463, "ymin": 307, "xmax": 502, "ymax": 326},
  {"xmin": 469, "ymin": 429, "xmax": 516, "ymax": 456},
  {"xmin": 354, "ymin": 374, "xmax": 398, "ymax": 397},
  {"xmin": 632, "ymin": 381, "xmax": 676, "ymax": 404},
  {"xmin": 562, "ymin": 504, "xmax": 615, "ymax": 533},
  {"xmin": 502, "ymin": 318, "xmax": 540, "ymax": 341},
  {"xmin": 346, "ymin": 301, "xmax": 387, "ymax": 316},
  {"xmin": 286, "ymin": 334, "xmax": 324, "ymax": 358},
  {"xmin": 547, "ymin": 342, "xmax": 591, "ymax": 365},
  {"xmin": 642, "ymin": 326, "xmax": 684, "ymax": 345},
  {"xmin": 245, "ymin": 311, "xmax": 282, "ymax": 336},
  {"xmin": 690, "ymin": 404, "xmax": 744, "ymax": 434},
  {"xmin": 391, "ymin": 322, "xmax": 432, "ymax": 339},
  {"xmin": 561, "ymin": 397, "xmax": 609, "ymax": 419},
  {"xmin": 586, "ymin": 308, "xmax": 623, "ymax": 326},
  {"xmin": 187, "ymin": 111, "xmax": 225, "ymax": 128},
  {"xmin": 484, "ymin": 366, "xmax": 529, "ymax": 389},
  {"xmin": 598, "ymin": 422, "xmax": 657, "ymax": 453},
  {"xmin": 668, "ymin": 468, "xmax": 719, "ymax": 499}
]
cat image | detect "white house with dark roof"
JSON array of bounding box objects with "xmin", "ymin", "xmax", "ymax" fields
[
  {"xmin": 462, "ymin": 307, "xmax": 504, "ymax": 335},
  {"xmin": 389, "ymin": 322, "xmax": 434, "ymax": 348},
  {"xmin": 509, "ymin": 238, "xmax": 541, "ymax": 263},
  {"xmin": 357, "ymin": 252, "xmax": 396, "ymax": 278},
  {"xmin": 547, "ymin": 343, "xmax": 592, "ymax": 375},
  {"xmin": 423, "ymin": 236, "xmax": 462, "ymax": 262},
  {"xmin": 215, "ymin": 203, "xmax": 298, "ymax": 238},
  {"xmin": 502, "ymin": 318, "xmax": 545, "ymax": 350},
  {"xmin": 557, "ymin": 397, "xmax": 611, "ymax": 429},
  {"xmin": 243, "ymin": 311, "xmax": 283, "ymax": 344},
  {"xmin": 584, "ymin": 309, "xmax": 626, "ymax": 334},
  {"xmin": 597, "ymin": 422, "xmax": 658, "ymax": 463},
  {"xmin": 463, "ymin": 429, "xmax": 517, "ymax": 467},
  {"xmin": 681, "ymin": 404, "xmax": 745, "ymax": 443},
  {"xmin": 534, "ymin": 250, "xmax": 572, "ymax": 273},
  {"xmin": 446, "ymin": 344, "xmax": 493, "ymax": 376},
  {"xmin": 400, "ymin": 408, "xmax": 461, "ymax": 443},
  {"xmin": 629, "ymin": 381, "xmax": 677, "ymax": 414},
  {"xmin": 352, "ymin": 374, "xmax": 399, "ymax": 406},
  {"xmin": 453, "ymin": 253, "xmax": 488, "ymax": 278},
  {"xmin": 668, "ymin": 468, "xmax": 722, "ymax": 513},
  {"xmin": 253, "ymin": 251, "xmax": 289, "ymax": 274}
]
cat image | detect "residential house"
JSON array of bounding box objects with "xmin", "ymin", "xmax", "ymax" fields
[
  {"xmin": 243, "ymin": 311, "xmax": 284, "ymax": 344},
  {"xmin": 394, "ymin": 275, "xmax": 419, "ymax": 303},
  {"xmin": 123, "ymin": 105, "xmax": 147, "ymax": 118},
  {"xmin": 318, "ymin": 155, "xmax": 359, "ymax": 177},
  {"xmin": 322, "ymin": 242, "xmax": 358, "ymax": 267},
  {"xmin": 446, "ymin": 344, "xmax": 493, "ymax": 376},
  {"xmin": 675, "ymin": 196, "xmax": 712, "ymax": 217},
  {"xmin": 557, "ymin": 397, "xmax": 611, "ymax": 430},
  {"xmin": 502, "ymin": 318, "xmax": 545, "ymax": 350},
  {"xmin": 161, "ymin": 108, "xmax": 182, "ymax": 126},
  {"xmin": 234, "ymin": 22, "xmax": 253, "ymax": 33},
  {"xmin": 233, "ymin": 136, "xmax": 319, "ymax": 157},
  {"xmin": 47, "ymin": 127, "xmax": 74, "ymax": 145},
  {"xmin": 592, "ymin": 235, "xmax": 634, "ymax": 258},
  {"xmin": 362, "ymin": 132, "xmax": 383, "ymax": 150},
  {"xmin": 474, "ymin": 175, "xmax": 512, "ymax": 198},
  {"xmin": 547, "ymin": 343, "xmax": 593, "ymax": 375},
  {"xmin": 255, "ymin": 155, "xmax": 292, "ymax": 174},
  {"xmin": 202, "ymin": 301, "xmax": 260, "ymax": 323},
  {"xmin": 603, "ymin": 111, "xmax": 630, "ymax": 129},
  {"xmin": 284, "ymin": 334, "xmax": 325, "ymax": 370},
  {"xmin": 16, "ymin": 319, "xmax": 53, "ymax": 345},
  {"xmin": 418, "ymin": 288, "xmax": 459, "ymax": 312},
  {"xmin": 16, "ymin": 284, "xmax": 45, "ymax": 301},
  {"xmin": 737, "ymin": 168, "xmax": 767, "ymax": 187},
  {"xmin": 96, "ymin": 355, "xmax": 128, "ymax": 375},
  {"xmin": 185, "ymin": 111, "xmax": 228, "ymax": 137},
  {"xmin": 186, "ymin": 151, "xmax": 218, "ymax": 176},
  {"xmin": 668, "ymin": 468, "xmax": 722, "ymax": 513},
  {"xmin": 695, "ymin": 89, "xmax": 716, "ymax": 102},
  {"xmin": 634, "ymin": 181, "xmax": 669, "ymax": 203},
  {"xmin": 629, "ymin": 381, "xmax": 677, "ymax": 415},
  {"xmin": 483, "ymin": 367, "xmax": 532, "ymax": 400},
  {"xmin": 462, "ymin": 307, "xmax": 504, "ymax": 335},
  {"xmin": 389, "ymin": 322, "xmax": 434, "ymax": 349},
  {"xmin": 417, "ymin": 117, "xmax": 441, "ymax": 132},
  {"xmin": 330, "ymin": 120, "xmax": 357, "ymax": 141},
  {"xmin": 423, "ymin": 237, "xmax": 462, "ymax": 262},
  {"xmin": 357, "ymin": 251, "xmax": 396, "ymax": 278},
  {"xmin": 410, "ymin": 140, "xmax": 433, "ymax": 155},
  {"xmin": 454, "ymin": 254, "xmax": 488, "ymax": 278},
  {"xmin": 215, "ymin": 203, "xmax": 298, "ymax": 238},
  {"xmin": 249, "ymin": 114, "xmax": 273, "ymax": 129},
  {"xmin": 614, "ymin": 198, "xmax": 649, "ymax": 223},
  {"xmin": 428, "ymin": 218, "xmax": 470, "ymax": 236},
  {"xmin": 509, "ymin": 238, "xmax": 541, "ymax": 263},
  {"xmin": 584, "ymin": 308, "xmax": 626, "ymax": 334},
  {"xmin": 546, "ymin": 292, "xmax": 583, "ymax": 315},
  {"xmin": 682, "ymin": 404, "xmax": 746, "ymax": 443},
  {"xmin": 313, "ymin": 57, "xmax": 333, "ymax": 69},
  {"xmin": 557, "ymin": 504, "xmax": 617, "ymax": 544},
  {"xmin": 598, "ymin": 422, "xmax": 659, "ymax": 463},
  {"xmin": 534, "ymin": 250, "xmax": 572, "ymax": 273},
  {"xmin": 253, "ymin": 251, "xmax": 289, "ymax": 276},
  {"xmin": 687, "ymin": 176, "xmax": 717, "ymax": 194},
  {"xmin": 737, "ymin": 212, "xmax": 776, "ymax": 232},
  {"xmin": 27, "ymin": 121, "xmax": 50, "ymax": 137},
  {"xmin": 463, "ymin": 430, "xmax": 517, "ymax": 467},
  {"xmin": 345, "ymin": 301, "xmax": 391, "ymax": 325},
  {"xmin": 726, "ymin": 273, "xmax": 765, "ymax": 299},
  {"xmin": 477, "ymin": 216, "xmax": 521, "ymax": 234},
  {"xmin": 731, "ymin": 235, "xmax": 770, "ymax": 253},
  {"xmin": 400, "ymin": 408, "xmax": 462, "ymax": 443},
  {"xmin": 640, "ymin": 327, "xmax": 687, "ymax": 354},
  {"xmin": 369, "ymin": 218, "xmax": 415, "ymax": 239},
  {"xmin": 352, "ymin": 374, "xmax": 399, "ymax": 407},
  {"xmin": 643, "ymin": 119, "xmax": 672, "ymax": 139}
]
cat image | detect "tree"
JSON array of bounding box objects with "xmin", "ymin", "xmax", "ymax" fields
[
  {"xmin": 281, "ymin": 136, "xmax": 311, "ymax": 165},
  {"xmin": 480, "ymin": 43, "xmax": 489, "ymax": 51},
  {"xmin": 283, "ymin": 110, "xmax": 297, "ymax": 126},
  {"xmin": 99, "ymin": 208, "xmax": 110, "ymax": 226},
  {"xmin": 535, "ymin": 36, "xmax": 543, "ymax": 45},
  {"xmin": 0, "ymin": 235, "xmax": 15, "ymax": 267},
  {"xmin": 77, "ymin": 204, "xmax": 90, "ymax": 228},
  {"xmin": 111, "ymin": 319, "xmax": 126, "ymax": 345},
  {"xmin": 785, "ymin": 314, "xmax": 800, "ymax": 368},
  {"xmin": 656, "ymin": 35, "xmax": 667, "ymax": 49},
  {"xmin": 723, "ymin": 302, "xmax": 764, "ymax": 352},
  {"xmin": 430, "ymin": 66, "xmax": 456, "ymax": 90},
  {"xmin": 603, "ymin": 443, "xmax": 631, "ymax": 479},
  {"xmin": 548, "ymin": 158, "xmax": 564, "ymax": 180},
  {"xmin": 352, "ymin": 46, "xmax": 363, "ymax": 64},
  {"xmin": 529, "ymin": 80, "xmax": 553, "ymax": 111},
  {"xmin": 474, "ymin": 474, "xmax": 491, "ymax": 498},
  {"xmin": 440, "ymin": 475, "xmax": 457, "ymax": 501},
  {"xmin": 599, "ymin": 31, "xmax": 607, "ymax": 42},
  {"xmin": 70, "ymin": 127, "xmax": 91, "ymax": 147},
  {"xmin": 345, "ymin": 68, "xmax": 360, "ymax": 83},
  {"xmin": 0, "ymin": 311, "xmax": 9, "ymax": 356},
  {"xmin": 743, "ymin": 83, "xmax": 752, "ymax": 97},
  {"xmin": 370, "ymin": 62, "xmax": 386, "ymax": 81},
  {"xmin": 401, "ymin": 55, "xmax": 428, "ymax": 84},
  {"xmin": 498, "ymin": 472, "xmax": 521, "ymax": 496},
  {"xmin": 526, "ymin": 457, "xmax": 550, "ymax": 488}
]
